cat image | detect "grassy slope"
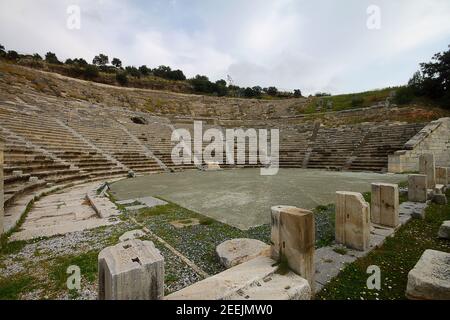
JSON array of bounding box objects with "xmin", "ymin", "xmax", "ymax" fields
[
  {"xmin": 303, "ymin": 88, "xmax": 395, "ymax": 113},
  {"xmin": 317, "ymin": 189, "xmax": 450, "ymax": 300}
]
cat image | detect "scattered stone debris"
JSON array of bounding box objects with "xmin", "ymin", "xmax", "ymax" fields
[
  {"xmin": 216, "ymin": 238, "xmax": 270, "ymax": 269},
  {"xmin": 437, "ymin": 221, "xmax": 450, "ymax": 239},
  {"xmin": 406, "ymin": 249, "xmax": 450, "ymax": 300},
  {"xmin": 119, "ymin": 229, "xmax": 146, "ymax": 242},
  {"xmin": 170, "ymin": 218, "xmax": 200, "ymax": 229}
]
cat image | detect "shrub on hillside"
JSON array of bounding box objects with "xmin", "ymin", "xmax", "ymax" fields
[
  {"xmin": 83, "ymin": 65, "xmax": 99, "ymax": 80},
  {"xmin": 6, "ymin": 50, "xmax": 19, "ymax": 61},
  {"xmin": 45, "ymin": 52, "xmax": 61, "ymax": 64},
  {"xmin": 116, "ymin": 72, "xmax": 128, "ymax": 86},
  {"xmin": 394, "ymin": 86, "xmax": 414, "ymax": 105},
  {"xmin": 351, "ymin": 96, "xmax": 364, "ymax": 107}
]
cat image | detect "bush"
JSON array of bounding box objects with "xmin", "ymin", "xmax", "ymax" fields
[
  {"xmin": 6, "ymin": 50, "xmax": 19, "ymax": 61},
  {"xmin": 45, "ymin": 52, "xmax": 61, "ymax": 64},
  {"xmin": 83, "ymin": 65, "xmax": 99, "ymax": 80},
  {"xmin": 116, "ymin": 72, "xmax": 128, "ymax": 86},
  {"xmin": 350, "ymin": 96, "xmax": 364, "ymax": 107},
  {"xmin": 394, "ymin": 86, "xmax": 414, "ymax": 105}
]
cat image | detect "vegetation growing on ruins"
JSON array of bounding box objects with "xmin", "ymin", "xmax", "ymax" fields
[
  {"xmin": 0, "ymin": 44, "xmax": 301, "ymax": 100},
  {"xmin": 317, "ymin": 189, "xmax": 450, "ymax": 300}
]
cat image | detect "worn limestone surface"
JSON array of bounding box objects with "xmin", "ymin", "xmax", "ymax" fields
[
  {"xmin": 389, "ymin": 118, "xmax": 450, "ymax": 173},
  {"xmin": 98, "ymin": 239, "xmax": 165, "ymax": 300},
  {"xmin": 314, "ymin": 201, "xmax": 424, "ymax": 292},
  {"xmin": 335, "ymin": 191, "xmax": 370, "ymax": 251},
  {"xmin": 408, "ymin": 174, "xmax": 427, "ymax": 203},
  {"xmin": 435, "ymin": 167, "xmax": 448, "ymax": 186},
  {"xmin": 270, "ymin": 205, "xmax": 296, "ymax": 261},
  {"xmin": 406, "ymin": 249, "xmax": 450, "ymax": 300},
  {"xmin": 165, "ymin": 256, "xmax": 311, "ymax": 300},
  {"xmin": 109, "ymin": 169, "xmax": 406, "ymax": 230},
  {"xmin": 371, "ymin": 183, "xmax": 399, "ymax": 228},
  {"xmin": 438, "ymin": 221, "xmax": 450, "ymax": 239},
  {"xmin": 419, "ymin": 153, "xmax": 436, "ymax": 189},
  {"xmin": 10, "ymin": 182, "xmax": 121, "ymax": 241},
  {"xmin": 119, "ymin": 229, "xmax": 146, "ymax": 242},
  {"xmin": 216, "ymin": 238, "xmax": 270, "ymax": 269},
  {"xmin": 278, "ymin": 207, "xmax": 315, "ymax": 289}
]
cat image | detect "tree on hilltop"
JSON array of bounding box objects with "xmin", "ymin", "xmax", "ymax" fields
[
  {"xmin": 265, "ymin": 86, "xmax": 278, "ymax": 96},
  {"xmin": 139, "ymin": 65, "xmax": 151, "ymax": 76},
  {"xmin": 6, "ymin": 50, "xmax": 19, "ymax": 61},
  {"xmin": 112, "ymin": 58, "xmax": 122, "ymax": 68},
  {"xmin": 92, "ymin": 53, "xmax": 109, "ymax": 66},
  {"xmin": 0, "ymin": 44, "xmax": 5, "ymax": 57},
  {"xmin": 45, "ymin": 52, "xmax": 61, "ymax": 64}
]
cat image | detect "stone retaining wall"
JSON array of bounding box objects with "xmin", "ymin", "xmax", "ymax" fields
[{"xmin": 388, "ymin": 117, "xmax": 450, "ymax": 173}]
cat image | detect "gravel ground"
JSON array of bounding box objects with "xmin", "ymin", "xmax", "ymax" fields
[
  {"xmin": 0, "ymin": 195, "xmax": 336, "ymax": 299},
  {"xmin": 135, "ymin": 202, "xmax": 335, "ymax": 275}
]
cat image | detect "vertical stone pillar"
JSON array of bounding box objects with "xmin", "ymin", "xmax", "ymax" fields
[
  {"xmin": 435, "ymin": 167, "xmax": 448, "ymax": 186},
  {"xmin": 408, "ymin": 174, "xmax": 427, "ymax": 203},
  {"xmin": 0, "ymin": 141, "xmax": 3, "ymax": 236},
  {"xmin": 335, "ymin": 191, "xmax": 370, "ymax": 251},
  {"xmin": 371, "ymin": 183, "xmax": 399, "ymax": 228},
  {"xmin": 98, "ymin": 239, "xmax": 164, "ymax": 300},
  {"xmin": 278, "ymin": 207, "xmax": 315, "ymax": 291},
  {"xmin": 270, "ymin": 205, "xmax": 296, "ymax": 261},
  {"xmin": 419, "ymin": 153, "xmax": 435, "ymax": 189}
]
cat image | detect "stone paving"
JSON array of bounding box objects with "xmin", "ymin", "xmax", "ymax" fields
[
  {"xmin": 10, "ymin": 182, "xmax": 121, "ymax": 241},
  {"xmin": 109, "ymin": 168, "xmax": 407, "ymax": 230},
  {"xmin": 313, "ymin": 201, "xmax": 428, "ymax": 292}
]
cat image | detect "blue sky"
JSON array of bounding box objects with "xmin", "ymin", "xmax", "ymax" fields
[{"xmin": 1, "ymin": 0, "xmax": 449, "ymax": 95}]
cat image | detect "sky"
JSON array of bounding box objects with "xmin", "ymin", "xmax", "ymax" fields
[{"xmin": 0, "ymin": 0, "xmax": 449, "ymax": 95}]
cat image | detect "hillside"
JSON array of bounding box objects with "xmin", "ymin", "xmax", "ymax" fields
[{"xmin": 0, "ymin": 61, "xmax": 448, "ymax": 124}]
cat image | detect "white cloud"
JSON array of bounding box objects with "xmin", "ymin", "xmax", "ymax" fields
[{"xmin": 0, "ymin": 0, "xmax": 449, "ymax": 94}]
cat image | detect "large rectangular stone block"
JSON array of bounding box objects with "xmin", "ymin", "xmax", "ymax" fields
[
  {"xmin": 278, "ymin": 207, "xmax": 315, "ymax": 290},
  {"xmin": 98, "ymin": 239, "xmax": 164, "ymax": 300},
  {"xmin": 419, "ymin": 153, "xmax": 435, "ymax": 188},
  {"xmin": 406, "ymin": 249, "xmax": 450, "ymax": 300},
  {"xmin": 335, "ymin": 191, "xmax": 370, "ymax": 251},
  {"xmin": 371, "ymin": 183, "xmax": 399, "ymax": 228},
  {"xmin": 435, "ymin": 167, "xmax": 448, "ymax": 186},
  {"xmin": 408, "ymin": 174, "xmax": 427, "ymax": 203},
  {"xmin": 165, "ymin": 256, "xmax": 311, "ymax": 300},
  {"xmin": 270, "ymin": 205, "xmax": 296, "ymax": 261}
]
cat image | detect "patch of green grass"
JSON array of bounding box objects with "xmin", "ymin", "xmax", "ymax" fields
[
  {"xmin": 317, "ymin": 189, "xmax": 450, "ymax": 300},
  {"xmin": 48, "ymin": 250, "xmax": 98, "ymax": 291},
  {"xmin": 304, "ymin": 88, "xmax": 395, "ymax": 113},
  {"xmin": 0, "ymin": 240, "xmax": 27, "ymax": 255},
  {"xmin": 314, "ymin": 204, "xmax": 335, "ymax": 248},
  {"xmin": 165, "ymin": 273, "xmax": 179, "ymax": 284},
  {"xmin": 0, "ymin": 274, "xmax": 35, "ymax": 299}
]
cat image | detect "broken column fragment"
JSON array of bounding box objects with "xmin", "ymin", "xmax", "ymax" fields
[
  {"xmin": 335, "ymin": 191, "xmax": 370, "ymax": 251},
  {"xmin": 419, "ymin": 153, "xmax": 435, "ymax": 189},
  {"xmin": 98, "ymin": 239, "xmax": 164, "ymax": 300},
  {"xmin": 408, "ymin": 174, "xmax": 427, "ymax": 203},
  {"xmin": 371, "ymin": 183, "xmax": 399, "ymax": 228}
]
